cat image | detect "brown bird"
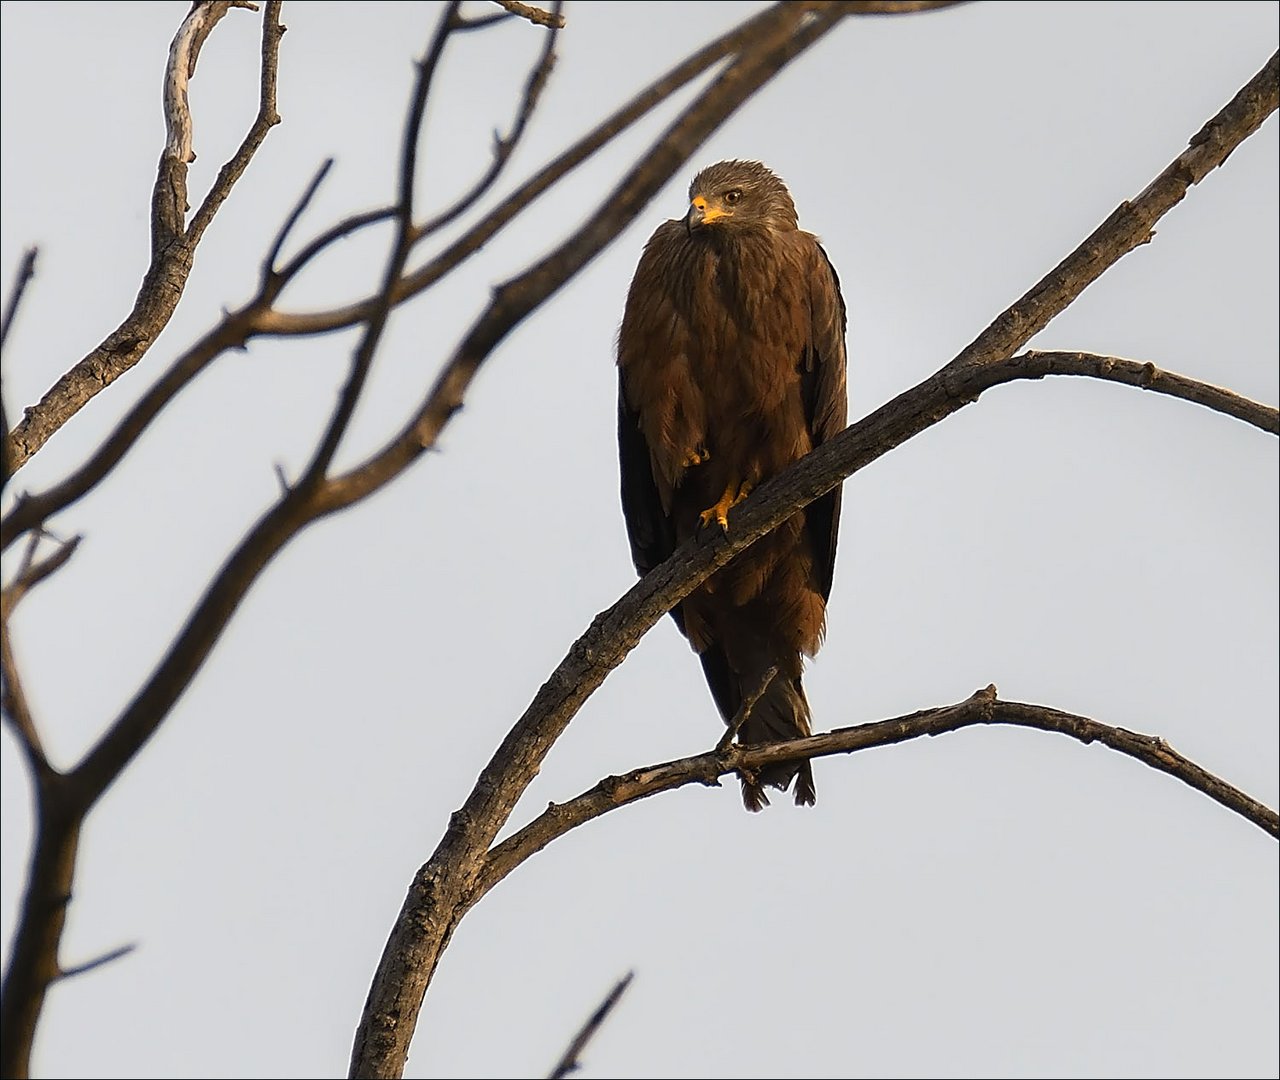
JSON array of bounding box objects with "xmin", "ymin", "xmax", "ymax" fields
[{"xmin": 617, "ymin": 159, "xmax": 848, "ymax": 810}]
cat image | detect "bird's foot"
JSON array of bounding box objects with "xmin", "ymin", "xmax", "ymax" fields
[
  {"xmin": 680, "ymin": 444, "xmax": 711, "ymax": 468},
  {"xmin": 698, "ymin": 481, "xmax": 752, "ymax": 531}
]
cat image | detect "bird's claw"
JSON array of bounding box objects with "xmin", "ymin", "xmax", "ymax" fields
[
  {"xmin": 699, "ymin": 481, "xmax": 752, "ymax": 531},
  {"xmin": 680, "ymin": 445, "xmax": 711, "ymax": 468}
]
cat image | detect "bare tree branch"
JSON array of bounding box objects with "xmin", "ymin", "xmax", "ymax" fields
[
  {"xmin": 416, "ymin": 2, "xmax": 562, "ymax": 239},
  {"xmin": 716, "ymin": 664, "xmax": 778, "ymax": 751},
  {"xmin": 478, "ymin": 688, "xmax": 1278, "ymax": 905},
  {"xmin": 4, "ymin": 1, "xmax": 282, "ymax": 473},
  {"xmin": 547, "ymin": 972, "xmax": 635, "ymax": 1080},
  {"xmin": 264, "ymin": 158, "xmax": 334, "ymax": 279},
  {"xmin": 493, "ymin": 0, "xmax": 565, "ymax": 30},
  {"xmin": 1017, "ymin": 350, "xmax": 1279, "ymax": 432}
]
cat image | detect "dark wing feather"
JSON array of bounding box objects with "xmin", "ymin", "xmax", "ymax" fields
[
  {"xmin": 618, "ymin": 389, "xmax": 677, "ymax": 573},
  {"xmin": 799, "ymin": 241, "xmax": 849, "ymax": 602},
  {"xmin": 617, "ymin": 366, "xmax": 685, "ymax": 637},
  {"xmin": 620, "ymin": 385, "xmax": 735, "ymax": 706}
]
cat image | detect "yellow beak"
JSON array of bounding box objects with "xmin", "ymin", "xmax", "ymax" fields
[{"xmin": 685, "ymin": 195, "xmax": 727, "ymax": 232}]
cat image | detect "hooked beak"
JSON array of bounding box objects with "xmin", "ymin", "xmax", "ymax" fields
[{"xmin": 684, "ymin": 195, "xmax": 727, "ymax": 235}]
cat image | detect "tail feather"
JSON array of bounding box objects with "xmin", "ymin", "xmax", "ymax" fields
[{"xmin": 737, "ymin": 670, "xmax": 815, "ymax": 811}]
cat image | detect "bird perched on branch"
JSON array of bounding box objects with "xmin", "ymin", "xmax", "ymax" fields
[{"xmin": 617, "ymin": 159, "xmax": 848, "ymax": 810}]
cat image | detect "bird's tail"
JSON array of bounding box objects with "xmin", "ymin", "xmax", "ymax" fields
[{"xmin": 737, "ymin": 669, "xmax": 816, "ymax": 812}]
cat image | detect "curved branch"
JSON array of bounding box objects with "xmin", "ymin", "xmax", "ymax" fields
[
  {"xmin": 477, "ymin": 687, "xmax": 1278, "ymax": 904},
  {"xmin": 4, "ymin": 1, "xmax": 282, "ymax": 473},
  {"xmin": 1018, "ymin": 350, "xmax": 1279, "ymax": 433}
]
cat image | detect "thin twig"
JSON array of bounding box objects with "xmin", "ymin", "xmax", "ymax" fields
[
  {"xmin": 1, "ymin": 603, "xmax": 49, "ymax": 775},
  {"xmin": 0, "ymin": 248, "xmax": 37, "ymax": 354},
  {"xmin": 547, "ymin": 972, "xmax": 635, "ymax": 1080},
  {"xmin": 264, "ymin": 158, "xmax": 334, "ymax": 282},
  {"xmin": 56, "ymin": 943, "xmax": 137, "ymax": 982},
  {"xmin": 454, "ymin": 10, "xmax": 514, "ymax": 31},
  {"xmin": 715, "ymin": 664, "xmax": 777, "ymax": 751},
  {"xmin": 186, "ymin": 0, "xmax": 285, "ymax": 245},
  {"xmin": 0, "ymin": 247, "xmax": 39, "ymax": 489},
  {"xmin": 1, "ymin": 533, "xmax": 82, "ymax": 619},
  {"xmin": 274, "ymin": 205, "xmax": 398, "ymax": 284},
  {"xmin": 416, "ymin": 1, "xmax": 563, "ymax": 239}
]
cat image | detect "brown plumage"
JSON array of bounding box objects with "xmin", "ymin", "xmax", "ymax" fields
[{"xmin": 617, "ymin": 160, "xmax": 848, "ymax": 810}]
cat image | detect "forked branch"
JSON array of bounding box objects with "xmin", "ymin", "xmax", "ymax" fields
[{"xmin": 4, "ymin": 1, "xmax": 283, "ymax": 472}]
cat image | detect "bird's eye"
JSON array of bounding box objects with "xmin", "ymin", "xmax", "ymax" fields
[{"xmin": 724, "ymin": 189, "xmax": 742, "ymax": 205}]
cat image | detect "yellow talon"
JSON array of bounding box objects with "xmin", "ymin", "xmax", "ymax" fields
[
  {"xmin": 699, "ymin": 481, "xmax": 752, "ymax": 531},
  {"xmin": 681, "ymin": 445, "xmax": 711, "ymax": 468}
]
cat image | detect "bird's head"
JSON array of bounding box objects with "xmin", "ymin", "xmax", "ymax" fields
[{"xmin": 683, "ymin": 160, "xmax": 799, "ymax": 236}]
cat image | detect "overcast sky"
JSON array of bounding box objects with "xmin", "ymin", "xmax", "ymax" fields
[{"xmin": 2, "ymin": 3, "xmax": 1277, "ymax": 1078}]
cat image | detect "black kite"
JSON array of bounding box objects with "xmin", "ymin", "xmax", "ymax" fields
[{"xmin": 617, "ymin": 160, "xmax": 848, "ymax": 810}]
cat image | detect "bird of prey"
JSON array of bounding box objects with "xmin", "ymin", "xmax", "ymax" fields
[{"xmin": 617, "ymin": 159, "xmax": 848, "ymax": 810}]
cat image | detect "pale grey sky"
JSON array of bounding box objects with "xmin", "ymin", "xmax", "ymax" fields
[{"xmin": 2, "ymin": 3, "xmax": 1277, "ymax": 1078}]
